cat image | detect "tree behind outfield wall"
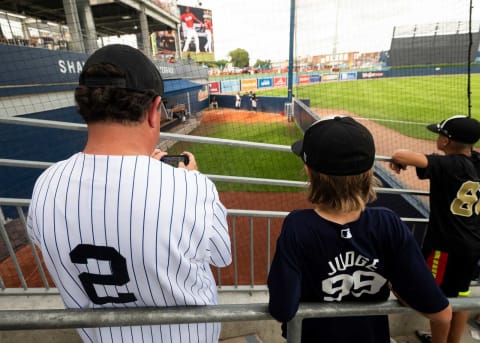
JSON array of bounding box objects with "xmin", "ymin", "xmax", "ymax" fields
[
  {"xmin": 229, "ymin": 48, "xmax": 249, "ymax": 67},
  {"xmin": 254, "ymin": 59, "xmax": 272, "ymax": 71},
  {"xmin": 215, "ymin": 59, "xmax": 228, "ymax": 70}
]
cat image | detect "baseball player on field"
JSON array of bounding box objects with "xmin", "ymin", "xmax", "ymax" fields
[
  {"xmin": 235, "ymin": 92, "xmax": 241, "ymax": 109},
  {"xmin": 27, "ymin": 44, "xmax": 232, "ymax": 343},
  {"xmin": 390, "ymin": 114, "xmax": 480, "ymax": 343},
  {"xmin": 268, "ymin": 116, "xmax": 451, "ymax": 343}
]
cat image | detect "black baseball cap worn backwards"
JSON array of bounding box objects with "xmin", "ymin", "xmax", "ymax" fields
[
  {"xmin": 291, "ymin": 116, "xmax": 375, "ymax": 176},
  {"xmin": 79, "ymin": 44, "xmax": 164, "ymax": 97},
  {"xmin": 427, "ymin": 115, "xmax": 480, "ymax": 144}
]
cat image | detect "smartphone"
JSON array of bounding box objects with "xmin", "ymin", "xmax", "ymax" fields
[{"xmin": 160, "ymin": 154, "xmax": 189, "ymax": 167}]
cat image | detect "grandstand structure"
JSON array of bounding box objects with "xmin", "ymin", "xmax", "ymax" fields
[
  {"xmin": 0, "ymin": 0, "xmax": 180, "ymax": 55},
  {"xmin": 388, "ymin": 21, "xmax": 480, "ymax": 66}
]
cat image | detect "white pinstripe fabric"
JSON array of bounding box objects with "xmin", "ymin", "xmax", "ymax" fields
[{"xmin": 27, "ymin": 153, "xmax": 232, "ymax": 343}]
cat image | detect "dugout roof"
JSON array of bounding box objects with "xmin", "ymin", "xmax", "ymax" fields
[{"xmin": 164, "ymin": 79, "xmax": 203, "ymax": 97}]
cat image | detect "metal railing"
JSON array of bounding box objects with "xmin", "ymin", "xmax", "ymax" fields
[
  {"xmin": 0, "ymin": 198, "xmax": 428, "ymax": 293},
  {"xmin": 0, "ymin": 116, "xmax": 430, "ymax": 292},
  {"xmin": 0, "ymin": 115, "xmax": 437, "ymax": 342},
  {"xmin": 0, "ymin": 157, "xmax": 429, "ymax": 196},
  {"xmin": 1, "ymin": 298, "xmax": 480, "ymax": 343}
]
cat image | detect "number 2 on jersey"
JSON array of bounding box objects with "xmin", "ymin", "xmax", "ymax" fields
[{"xmin": 70, "ymin": 244, "xmax": 137, "ymax": 305}]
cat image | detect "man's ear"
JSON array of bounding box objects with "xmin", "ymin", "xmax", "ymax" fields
[{"xmin": 147, "ymin": 96, "xmax": 162, "ymax": 128}]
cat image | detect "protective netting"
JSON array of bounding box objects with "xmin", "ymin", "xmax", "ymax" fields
[
  {"xmin": 0, "ymin": 0, "xmax": 479, "ymax": 214},
  {"xmin": 1, "ymin": 0, "xmax": 480, "ymax": 290}
]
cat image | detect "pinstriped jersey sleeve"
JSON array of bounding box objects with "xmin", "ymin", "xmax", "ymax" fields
[
  {"xmin": 26, "ymin": 190, "xmax": 40, "ymax": 246},
  {"xmin": 26, "ymin": 184, "xmax": 40, "ymax": 245},
  {"xmin": 26, "ymin": 163, "xmax": 60, "ymax": 246},
  {"xmin": 206, "ymin": 178, "xmax": 232, "ymax": 267}
]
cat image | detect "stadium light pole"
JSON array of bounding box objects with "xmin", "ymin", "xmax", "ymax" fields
[{"xmin": 287, "ymin": 0, "xmax": 295, "ymax": 102}]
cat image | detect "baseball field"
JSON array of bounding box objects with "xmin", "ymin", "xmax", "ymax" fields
[
  {"xmin": 172, "ymin": 73, "xmax": 480, "ymax": 285},
  {"xmin": 1, "ymin": 73, "xmax": 478, "ymax": 287}
]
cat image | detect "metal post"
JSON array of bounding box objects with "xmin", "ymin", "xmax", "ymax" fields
[
  {"xmin": 287, "ymin": 0, "xmax": 295, "ymax": 102},
  {"xmin": 187, "ymin": 92, "xmax": 192, "ymax": 117},
  {"xmin": 62, "ymin": 0, "xmax": 85, "ymax": 52},
  {"xmin": 286, "ymin": 318, "xmax": 302, "ymax": 343},
  {"xmin": 266, "ymin": 218, "xmax": 271, "ymax": 274},
  {"xmin": 139, "ymin": 4, "xmax": 151, "ymax": 57},
  {"xmin": 232, "ymin": 217, "xmax": 238, "ymax": 287},
  {"xmin": 250, "ymin": 216, "xmax": 255, "ymax": 287},
  {"xmin": 17, "ymin": 206, "xmax": 50, "ymax": 289},
  {"xmin": 76, "ymin": 0, "xmax": 98, "ymax": 54},
  {"xmin": 0, "ymin": 208, "xmax": 28, "ymax": 289}
]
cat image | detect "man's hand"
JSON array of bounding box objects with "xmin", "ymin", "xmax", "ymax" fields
[
  {"xmin": 179, "ymin": 151, "xmax": 198, "ymax": 171},
  {"xmin": 151, "ymin": 148, "xmax": 168, "ymax": 161}
]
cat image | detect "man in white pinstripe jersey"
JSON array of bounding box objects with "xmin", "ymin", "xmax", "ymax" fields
[{"xmin": 27, "ymin": 44, "xmax": 232, "ymax": 343}]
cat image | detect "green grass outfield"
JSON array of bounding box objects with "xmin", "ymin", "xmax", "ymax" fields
[
  {"xmin": 169, "ymin": 74, "xmax": 480, "ymax": 192},
  {"xmin": 260, "ymin": 74, "xmax": 480, "ymax": 140}
]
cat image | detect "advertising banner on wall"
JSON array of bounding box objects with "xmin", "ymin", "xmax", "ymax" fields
[
  {"xmin": 273, "ymin": 76, "xmax": 287, "ymax": 87},
  {"xmin": 340, "ymin": 72, "xmax": 357, "ymax": 81},
  {"xmin": 178, "ymin": 5, "xmax": 214, "ymax": 61},
  {"xmin": 221, "ymin": 79, "xmax": 240, "ymax": 93},
  {"xmin": 298, "ymin": 74, "xmax": 310, "ymax": 84},
  {"xmin": 258, "ymin": 77, "xmax": 273, "ymax": 89},
  {"xmin": 240, "ymin": 78, "xmax": 257, "ymax": 91},
  {"xmin": 309, "ymin": 74, "xmax": 321, "ymax": 83},
  {"xmin": 358, "ymin": 71, "xmax": 385, "ymax": 79},
  {"xmin": 198, "ymin": 84, "xmax": 209, "ymax": 101},
  {"xmin": 209, "ymin": 81, "xmax": 220, "ymax": 93},
  {"xmin": 321, "ymin": 74, "xmax": 340, "ymax": 81}
]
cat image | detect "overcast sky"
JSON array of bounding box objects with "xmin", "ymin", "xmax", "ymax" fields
[{"xmin": 177, "ymin": 0, "xmax": 480, "ymax": 63}]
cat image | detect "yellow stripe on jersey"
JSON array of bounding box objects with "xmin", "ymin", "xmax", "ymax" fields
[{"xmin": 431, "ymin": 250, "xmax": 442, "ymax": 278}]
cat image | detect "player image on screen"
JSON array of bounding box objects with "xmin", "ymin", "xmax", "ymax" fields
[
  {"xmin": 180, "ymin": 6, "xmax": 202, "ymax": 53},
  {"xmin": 178, "ymin": 5, "xmax": 214, "ymax": 56},
  {"xmin": 203, "ymin": 12, "xmax": 213, "ymax": 53}
]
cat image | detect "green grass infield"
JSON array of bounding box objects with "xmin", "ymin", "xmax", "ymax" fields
[{"xmin": 167, "ymin": 121, "xmax": 305, "ymax": 192}]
